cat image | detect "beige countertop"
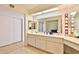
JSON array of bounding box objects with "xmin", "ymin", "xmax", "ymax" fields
[{"xmin": 27, "ymin": 32, "xmax": 79, "ymax": 45}]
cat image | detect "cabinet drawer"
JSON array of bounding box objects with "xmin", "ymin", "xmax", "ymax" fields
[
  {"xmin": 46, "ymin": 37, "xmax": 63, "ymax": 43},
  {"xmin": 46, "ymin": 41, "xmax": 64, "ymax": 54}
]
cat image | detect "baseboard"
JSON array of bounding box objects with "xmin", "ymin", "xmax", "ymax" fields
[{"xmin": 0, "ymin": 41, "xmax": 23, "ymax": 48}]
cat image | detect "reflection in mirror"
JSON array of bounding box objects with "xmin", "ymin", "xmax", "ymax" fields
[
  {"xmin": 74, "ymin": 12, "xmax": 79, "ymax": 37},
  {"xmin": 28, "ymin": 21, "xmax": 37, "ymax": 30},
  {"xmin": 46, "ymin": 20, "xmax": 58, "ymax": 33},
  {"xmin": 38, "ymin": 19, "xmax": 44, "ymax": 32}
]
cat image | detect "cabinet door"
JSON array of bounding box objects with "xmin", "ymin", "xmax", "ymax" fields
[
  {"xmin": 47, "ymin": 37, "xmax": 63, "ymax": 43},
  {"xmin": 46, "ymin": 41, "xmax": 64, "ymax": 54},
  {"xmin": 27, "ymin": 35, "xmax": 36, "ymax": 46},
  {"xmin": 36, "ymin": 36, "xmax": 46, "ymax": 50}
]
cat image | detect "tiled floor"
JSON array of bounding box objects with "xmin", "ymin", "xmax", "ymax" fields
[{"xmin": 0, "ymin": 42, "xmax": 48, "ymax": 54}]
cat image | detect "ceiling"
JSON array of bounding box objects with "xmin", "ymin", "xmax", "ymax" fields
[
  {"xmin": 1, "ymin": 4, "xmax": 79, "ymax": 15},
  {"xmin": 15, "ymin": 4, "xmax": 60, "ymax": 14}
]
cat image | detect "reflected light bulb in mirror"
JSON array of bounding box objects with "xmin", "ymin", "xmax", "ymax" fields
[
  {"xmin": 71, "ymin": 28, "xmax": 74, "ymax": 30},
  {"xmin": 29, "ymin": 24, "xmax": 32, "ymax": 27},
  {"xmin": 71, "ymin": 24, "xmax": 74, "ymax": 27},
  {"xmin": 71, "ymin": 21, "xmax": 74, "ymax": 23},
  {"xmin": 71, "ymin": 17, "xmax": 74, "ymax": 20}
]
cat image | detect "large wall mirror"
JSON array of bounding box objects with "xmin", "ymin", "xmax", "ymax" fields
[{"xmin": 38, "ymin": 15, "xmax": 62, "ymax": 34}]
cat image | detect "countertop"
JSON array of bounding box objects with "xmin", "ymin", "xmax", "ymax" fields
[{"xmin": 27, "ymin": 32, "xmax": 79, "ymax": 45}]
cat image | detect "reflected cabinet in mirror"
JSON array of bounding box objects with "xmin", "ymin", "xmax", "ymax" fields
[{"xmin": 28, "ymin": 20, "xmax": 37, "ymax": 30}]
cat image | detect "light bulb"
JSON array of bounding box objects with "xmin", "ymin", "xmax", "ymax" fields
[
  {"xmin": 65, "ymin": 24, "xmax": 68, "ymax": 26},
  {"xmin": 65, "ymin": 17, "xmax": 68, "ymax": 20},
  {"xmin": 65, "ymin": 21, "xmax": 68, "ymax": 23}
]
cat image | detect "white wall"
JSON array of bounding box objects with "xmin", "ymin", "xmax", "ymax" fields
[{"xmin": 0, "ymin": 8, "xmax": 24, "ymax": 47}]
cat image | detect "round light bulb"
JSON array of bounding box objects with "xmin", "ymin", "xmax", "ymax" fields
[
  {"xmin": 65, "ymin": 17, "xmax": 68, "ymax": 20},
  {"xmin": 65, "ymin": 21, "xmax": 68, "ymax": 23}
]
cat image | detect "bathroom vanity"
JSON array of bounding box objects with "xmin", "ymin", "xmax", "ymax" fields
[{"xmin": 26, "ymin": 32, "xmax": 79, "ymax": 54}]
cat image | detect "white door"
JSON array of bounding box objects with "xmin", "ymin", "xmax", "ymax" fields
[{"xmin": 0, "ymin": 15, "xmax": 22, "ymax": 47}]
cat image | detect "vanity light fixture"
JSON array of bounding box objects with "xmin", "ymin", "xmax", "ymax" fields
[
  {"xmin": 65, "ymin": 13, "xmax": 69, "ymax": 35},
  {"xmin": 65, "ymin": 13, "xmax": 68, "ymax": 18}
]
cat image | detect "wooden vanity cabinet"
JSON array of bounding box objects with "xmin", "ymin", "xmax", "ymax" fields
[
  {"xmin": 27, "ymin": 34, "xmax": 64, "ymax": 54},
  {"xmin": 35, "ymin": 35, "xmax": 46, "ymax": 50},
  {"xmin": 27, "ymin": 34, "xmax": 36, "ymax": 47}
]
